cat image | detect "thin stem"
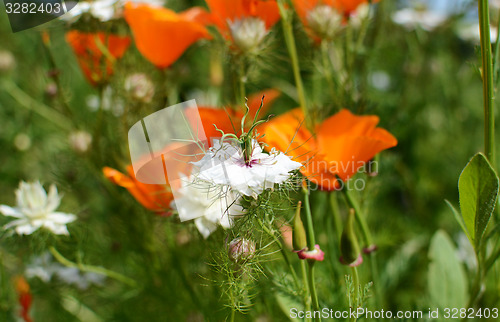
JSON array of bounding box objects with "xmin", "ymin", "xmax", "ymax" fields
[
  {"xmin": 478, "ymin": 0, "xmax": 495, "ymax": 163},
  {"xmin": 300, "ymin": 260, "xmax": 312, "ymax": 322},
  {"xmin": 277, "ymin": 1, "xmax": 310, "ymax": 127},
  {"xmin": 302, "ymin": 186, "xmax": 321, "ymax": 320},
  {"xmin": 350, "ymin": 266, "xmax": 359, "ymax": 322},
  {"xmin": 2, "ymin": 80, "xmax": 72, "ymax": 131},
  {"xmin": 307, "ymin": 261, "xmax": 321, "ymax": 320},
  {"xmin": 257, "ymin": 218, "xmax": 301, "ymax": 290},
  {"xmin": 49, "ymin": 247, "xmax": 137, "ymax": 287},
  {"xmin": 329, "ymin": 193, "xmax": 343, "ymax": 237},
  {"xmin": 343, "ymin": 189, "xmax": 373, "ymax": 247}
]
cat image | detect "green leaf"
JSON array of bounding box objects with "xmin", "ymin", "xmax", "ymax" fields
[
  {"xmin": 445, "ymin": 199, "xmax": 470, "ymax": 242},
  {"xmin": 458, "ymin": 153, "xmax": 499, "ymax": 249},
  {"xmin": 427, "ymin": 230, "xmax": 468, "ymax": 309}
]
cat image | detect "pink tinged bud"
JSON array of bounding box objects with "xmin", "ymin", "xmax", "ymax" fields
[
  {"xmin": 363, "ymin": 244, "xmax": 378, "ymax": 254},
  {"xmin": 339, "ymin": 254, "xmax": 363, "ymax": 267},
  {"xmin": 294, "ymin": 244, "xmax": 325, "ymax": 261},
  {"xmin": 340, "ymin": 208, "xmax": 362, "ymax": 266},
  {"xmin": 228, "ymin": 237, "xmax": 256, "ymax": 263}
]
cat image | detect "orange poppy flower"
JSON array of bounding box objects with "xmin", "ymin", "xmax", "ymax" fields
[
  {"xmin": 335, "ymin": 0, "xmax": 377, "ymax": 14},
  {"xmin": 66, "ymin": 31, "xmax": 131, "ymax": 86},
  {"xmin": 124, "ymin": 3, "xmax": 211, "ymax": 69},
  {"xmin": 207, "ymin": 0, "xmax": 281, "ymax": 34},
  {"xmin": 14, "ymin": 276, "xmax": 32, "ymax": 322},
  {"xmin": 261, "ymin": 108, "xmax": 397, "ymax": 190}
]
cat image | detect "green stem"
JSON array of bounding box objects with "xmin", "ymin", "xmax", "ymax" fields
[
  {"xmin": 350, "ymin": 266, "xmax": 359, "ymax": 322},
  {"xmin": 2, "ymin": 80, "xmax": 72, "ymax": 131},
  {"xmin": 302, "ymin": 187, "xmax": 321, "ymax": 320},
  {"xmin": 343, "ymin": 189, "xmax": 373, "ymax": 247},
  {"xmin": 49, "ymin": 247, "xmax": 137, "ymax": 287},
  {"xmin": 277, "ymin": 1, "xmax": 310, "ymax": 126},
  {"xmin": 329, "ymin": 193, "xmax": 343, "ymax": 238},
  {"xmin": 467, "ymin": 252, "xmax": 485, "ymax": 310},
  {"xmin": 478, "ymin": 0, "xmax": 495, "ymax": 164},
  {"xmin": 257, "ymin": 218, "xmax": 301, "ymax": 290},
  {"xmin": 300, "ymin": 260, "xmax": 312, "ymax": 322},
  {"xmin": 308, "ymin": 261, "xmax": 321, "ymax": 320}
]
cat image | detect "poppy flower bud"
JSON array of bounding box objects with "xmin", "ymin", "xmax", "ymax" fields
[
  {"xmin": 0, "ymin": 50, "xmax": 15, "ymax": 73},
  {"xmin": 340, "ymin": 208, "xmax": 363, "ymax": 267},
  {"xmin": 306, "ymin": 5, "xmax": 343, "ymax": 40},
  {"xmin": 292, "ymin": 201, "xmax": 307, "ymax": 251},
  {"xmin": 228, "ymin": 237, "xmax": 256, "ymax": 263},
  {"xmin": 124, "ymin": 73, "xmax": 155, "ymax": 103},
  {"xmin": 229, "ymin": 18, "xmax": 268, "ymax": 53}
]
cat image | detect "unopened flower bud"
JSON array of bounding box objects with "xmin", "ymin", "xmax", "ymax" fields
[
  {"xmin": 229, "ymin": 18, "xmax": 268, "ymax": 53},
  {"xmin": 292, "ymin": 201, "xmax": 307, "ymax": 251},
  {"xmin": 45, "ymin": 82, "xmax": 58, "ymax": 98},
  {"xmin": 340, "ymin": 208, "xmax": 363, "ymax": 267},
  {"xmin": 69, "ymin": 131, "xmax": 92, "ymax": 153},
  {"xmin": 124, "ymin": 73, "xmax": 155, "ymax": 103},
  {"xmin": 228, "ymin": 237, "xmax": 256, "ymax": 263},
  {"xmin": 306, "ymin": 5, "xmax": 343, "ymax": 40},
  {"xmin": 0, "ymin": 50, "xmax": 15, "ymax": 72}
]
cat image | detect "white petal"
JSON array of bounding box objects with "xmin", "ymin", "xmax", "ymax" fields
[
  {"xmin": 195, "ymin": 217, "xmax": 218, "ymax": 239},
  {"xmin": 46, "ymin": 212, "xmax": 77, "ymax": 224},
  {"xmin": 0, "ymin": 205, "xmax": 24, "ymax": 218},
  {"xmin": 15, "ymin": 222, "xmax": 42, "ymax": 235}
]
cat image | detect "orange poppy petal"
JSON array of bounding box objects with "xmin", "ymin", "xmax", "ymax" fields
[
  {"xmin": 206, "ymin": 0, "xmax": 280, "ymax": 33},
  {"xmin": 261, "ymin": 108, "xmax": 315, "ymax": 164},
  {"xmin": 103, "ymin": 166, "xmax": 173, "ymax": 212},
  {"xmin": 124, "ymin": 3, "xmax": 210, "ymax": 68},
  {"xmin": 247, "ymin": 88, "xmax": 281, "ymax": 116},
  {"xmin": 66, "ymin": 31, "xmax": 130, "ymax": 85}
]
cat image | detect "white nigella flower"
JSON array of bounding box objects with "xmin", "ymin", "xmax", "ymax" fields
[
  {"xmin": 306, "ymin": 5, "xmax": 343, "ymax": 40},
  {"xmin": 62, "ymin": 0, "xmax": 164, "ymax": 22},
  {"xmin": 0, "ymin": 181, "xmax": 77, "ymax": 235},
  {"xmin": 228, "ymin": 18, "xmax": 268, "ymax": 53},
  {"xmin": 193, "ymin": 139, "xmax": 302, "ymax": 198},
  {"xmin": 174, "ymin": 175, "xmax": 246, "ymax": 238}
]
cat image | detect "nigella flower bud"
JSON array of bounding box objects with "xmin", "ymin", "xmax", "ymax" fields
[
  {"xmin": 0, "ymin": 50, "xmax": 15, "ymax": 73},
  {"xmin": 340, "ymin": 209, "xmax": 363, "ymax": 267},
  {"xmin": 124, "ymin": 73, "xmax": 155, "ymax": 103},
  {"xmin": 292, "ymin": 201, "xmax": 307, "ymax": 251},
  {"xmin": 68, "ymin": 131, "xmax": 92, "ymax": 153},
  {"xmin": 228, "ymin": 237, "xmax": 256, "ymax": 263},
  {"xmin": 229, "ymin": 18, "xmax": 268, "ymax": 53},
  {"xmin": 306, "ymin": 5, "xmax": 343, "ymax": 40}
]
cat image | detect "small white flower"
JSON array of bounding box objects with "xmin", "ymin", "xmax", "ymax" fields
[
  {"xmin": 25, "ymin": 252, "xmax": 105, "ymax": 290},
  {"xmin": 193, "ymin": 139, "xmax": 302, "ymax": 198},
  {"xmin": 228, "ymin": 18, "xmax": 268, "ymax": 53},
  {"xmin": 0, "ymin": 181, "xmax": 77, "ymax": 235},
  {"xmin": 392, "ymin": 8, "xmax": 447, "ymax": 31},
  {"xmin": 124, "ymin": 73, "xmax": 155, "ymax": 103},
  {"xmin": 62, "ymin": 0, "xmax": 165, "ymax": 22},
  {"xmin": 306, "ymin": 5, "xmax": 343, "ymax": 40},
  {"xmin": 69, "ymin": 131, "xmax": 92, "ymax": 153},
  {"xmin": 174, "ymin": 175, "xmax": 246, "ymax": 238}
]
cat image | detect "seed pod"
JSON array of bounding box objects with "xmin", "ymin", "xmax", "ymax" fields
[{"xmin": 292, "ymin": 201, "xmax": 307, "ymax": 251}]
